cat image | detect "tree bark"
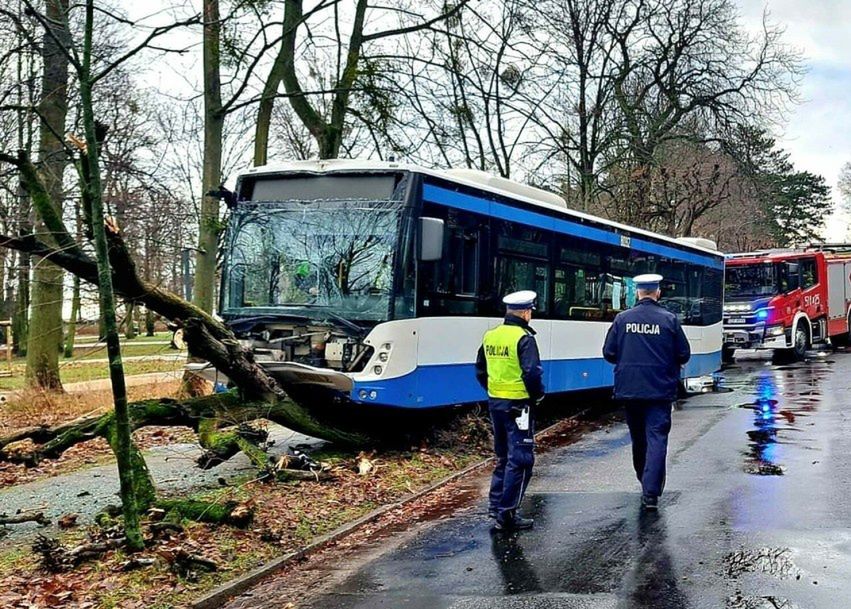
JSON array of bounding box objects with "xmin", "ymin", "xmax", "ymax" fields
[
  {"xmin": 79, "ymin": 0, "xmax": 143, "ymax": 550},
  {"xmin": 25, "ymin": 0, "xmax": 70, "ymax": 390},
  {"xmin": 63, "ymin": 274, "xmax": 80, "ymax": 358},
  {"xmin": 124, "ymin": 302, "xmax": 136, "ymax": 339},
  {"xmin": 63, "ymin": 204, "xmax": 83, "ymax": 358},
  {"xmin": 192, "ymin": 0, "xmax": 224, "ymax": 314},
  {"xmin": 145, "ymin": 307, "xmax": 155, "ymax": 336}
]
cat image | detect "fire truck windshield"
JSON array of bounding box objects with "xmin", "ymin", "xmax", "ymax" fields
[{"xmin": 725, "ymin": 264, "xmax": 779, "ymax": 298}]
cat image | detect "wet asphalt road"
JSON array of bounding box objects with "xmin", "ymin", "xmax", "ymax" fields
[{"xmin": 253, "ymin": 354, "xmax": 851, "ymax": 609}]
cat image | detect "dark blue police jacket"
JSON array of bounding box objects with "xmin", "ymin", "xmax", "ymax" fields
[
  {"xmin": 602, "ymin": 298, "xmax": 691, "ymax": 402},
  {"xmin": 475, "ymin": 315, "xmax": 545, "ymax": 403}
]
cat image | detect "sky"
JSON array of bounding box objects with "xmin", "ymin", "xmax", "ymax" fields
[
  {"xmin": 736, "ymin": 0, "xmax": 851, "ymax": 240},
  {"xmin": 132, "ymin": 1, "xmax": 851, "ymax": 239}
]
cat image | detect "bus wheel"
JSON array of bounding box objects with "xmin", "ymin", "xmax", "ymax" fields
[{"xmin": 792, "ymin": 322, "xmax": 809, "ymax": 360}]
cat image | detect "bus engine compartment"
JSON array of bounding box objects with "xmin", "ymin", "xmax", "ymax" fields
[{"xmin": 228, "ymin": 316, "xmax": 374, "ymax": 373}]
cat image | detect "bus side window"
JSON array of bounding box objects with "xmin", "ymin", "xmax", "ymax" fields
[
  {"xmin": 494, "ymin": 221, "xmax": 550, "ymax": 314},
  {"xmin": 556, "ymin": 242, "xmax": 604, "ymax": 320},
  {"xmin": 496, "ymin": 257, "xmax": 549, "ymax": 314},
  {"xmin": 419, "ymin": 207, "xmax": 485, "ymax": 315}
]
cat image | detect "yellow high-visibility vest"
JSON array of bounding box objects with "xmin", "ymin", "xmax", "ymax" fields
[{"xmin": 482, "ymin": 324, "xmax": 530, "ymax": 400}]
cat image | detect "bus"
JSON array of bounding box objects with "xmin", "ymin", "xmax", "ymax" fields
[{"xmin": 216, "ymin": 159, "xmax": 723, "ymax": 414}]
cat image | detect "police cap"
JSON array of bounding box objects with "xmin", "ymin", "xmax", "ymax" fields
[
  {"xmin": 633, "ymin": 273, "xmax": 663, "ymax": 290},
  {"xmin": 503, "ymin": 290, "xmax": 537, "ymax": 310}
]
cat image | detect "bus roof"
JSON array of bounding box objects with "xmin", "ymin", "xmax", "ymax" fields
[{"xmin": 240, "ymin": 159, "xmax": 723, "ymax": 259}]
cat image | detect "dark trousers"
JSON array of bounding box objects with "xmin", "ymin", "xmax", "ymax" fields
[
  {"xmin": 623, "ymin": 400, "xmax": 673, "ymax": 498},
  {"xmin": 488, "ymin": 399, "xmax": 535, "ymax": 519}
]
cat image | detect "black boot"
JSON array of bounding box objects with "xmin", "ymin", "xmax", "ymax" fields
[
  {"xmin": 494, "ymin": 513, "xmax": 534, "ymax": 530},
  {"xmin": 641, "ymin": 495, "xmax": 658, "ymax": 511}
]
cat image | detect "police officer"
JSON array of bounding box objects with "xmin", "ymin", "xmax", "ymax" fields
[
  {"xmin": 602, "ymin": 274, "xmax": 690, "ymax": 510},
  {"xmin": 475, "ymin": 290, "xmax": 545, "ymax": 530}
]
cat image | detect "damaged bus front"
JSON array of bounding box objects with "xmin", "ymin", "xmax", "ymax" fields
[{"xmin": 205, "ymin": 162, "xmax": 420, "ymax": 411}]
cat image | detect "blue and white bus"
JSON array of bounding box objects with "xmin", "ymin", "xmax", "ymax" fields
[{"xmin": 217, "ymin": 160, "xmax": 723, "ymax": 413}]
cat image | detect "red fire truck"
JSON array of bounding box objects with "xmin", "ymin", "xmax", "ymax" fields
[{"xmin": 723, "ymin": 245, "xmax": 851, "ymax": 361}]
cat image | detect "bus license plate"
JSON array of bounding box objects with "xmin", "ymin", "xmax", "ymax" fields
[{"xmin": 730, "ymin": 317, "xmax": 746, "ymax": 324}]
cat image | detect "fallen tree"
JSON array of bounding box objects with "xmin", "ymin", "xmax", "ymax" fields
[
  {"xmin": 0, "ymin": 148, "xmax": 366, "ymax": 522},
  {"xmin": 0, "ymin": 151, "xmax": 367, "ymax": 440},
  {"xmin": 0, "ymin": 0, "xmax": 363, "ymax": 551}
]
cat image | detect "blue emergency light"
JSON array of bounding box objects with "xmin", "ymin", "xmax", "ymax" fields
[{"xmin": 756, "ymin": 309, "xmax": 769, "ymax": 321}]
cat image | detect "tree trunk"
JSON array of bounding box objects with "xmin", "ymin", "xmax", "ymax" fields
[
  {"xmin": 0, "ymin": 247, "xmax": 7, "ymax": 321},
  {"xmin": 80, "ymin": 0, "xmax": 143, "ymax": 551},
  {"xmin": 124, "ymin": 302, "xmax": 136, "ymax": 339},
  {"xmin": 12, "ymin": 245, "xmax": 29, "ymax": 355},
  {"xmin": 192, "ymin": 0, "xmax": 224, "ymax": 314},
  {"xmin": 253, "ymin": 56, "xmax": 284, "ymax": 166},
  {"xmin": 63, "ymin": 274, "xmax": 80, "ymax": 358},
  {"xmin": 25, "ymin": 0, "xmax": 70, "ymax": 390},
  {"xmin": 64, "ymin": 202, "xmax": 83, "ymax": 358},
  {"xmin": 145, "ymin": 307, "xmax": 155, "ymax": 336},
  {"xmin": 12, "ymin": 0, "xmax": 33, "ymax": 357}
]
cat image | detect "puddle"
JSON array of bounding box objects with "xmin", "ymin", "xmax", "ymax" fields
[
  {"xmin": 724, "ymin": 547, "xmax": 802, "ymax": 579},
  {"xmin": 736, "ymin": 365, "xmax": 826, "ymax": 476},
  {"xmin": 738, "ymin": 399, "xmax": 789, "ymax": 476}
]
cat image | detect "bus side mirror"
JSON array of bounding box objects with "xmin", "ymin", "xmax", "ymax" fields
[{"xmin": 418, "ymin": 217, "xmax": 444, "ymax": 261}]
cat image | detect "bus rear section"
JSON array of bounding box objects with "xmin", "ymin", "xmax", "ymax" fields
[{"xmin": 723, "ymin": 247, "xmax": 851, "ymax": 361}]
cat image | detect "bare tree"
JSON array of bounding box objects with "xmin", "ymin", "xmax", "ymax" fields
[
  {"xmin": 603, "ymin": 0, "xmax": 801, "ymax": 226},
  {"xmin": 256, "ymin": 0, "xmax": 472, "ymax": 162},
  {"xmin": 24, "ymin": 0, "xmax": 70, "ymax": 390}
]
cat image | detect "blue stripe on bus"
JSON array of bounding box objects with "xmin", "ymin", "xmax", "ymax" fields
[
  {"xmin": 422, "ymin": 183, "xmax": 724, "ymax": 270},
  {"xmin": 351, "ymin": 351, "xmax": 721, "ymax": 409}
]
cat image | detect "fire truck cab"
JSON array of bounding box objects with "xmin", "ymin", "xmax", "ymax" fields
[{"xmin": 723, "ymin": 246, "xmax": 851, "ymax": 361}]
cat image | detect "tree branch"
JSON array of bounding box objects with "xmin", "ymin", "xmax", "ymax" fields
[{"xmin": 361, "ymin": 0, "xmax": 471, "ymax": 43}]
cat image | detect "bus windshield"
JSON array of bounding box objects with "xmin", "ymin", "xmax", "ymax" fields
[
  {"xmin": 725, "ymin": 264, "xmax": 778, "ymax": 298},
  {"xmin": 223, "ymin": 198, "xmax": 402, "ymax": 322}
]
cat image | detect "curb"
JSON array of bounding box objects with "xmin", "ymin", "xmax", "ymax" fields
[
  {"xmin": 190, "ymin": 412, "xmax": 588, "ymax": 609},
  {"xmin": 190, "ymin": 456, "xmax": 494, "ymax": 609}
]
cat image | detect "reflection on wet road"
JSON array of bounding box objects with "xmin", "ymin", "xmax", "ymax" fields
[
  {"xmin": 226, "ymin": 355, "xmax": 851, "ymax": 609},
  {"xmin": 736, "ymin": 362, "xmax": 831, "ymax": 476}
]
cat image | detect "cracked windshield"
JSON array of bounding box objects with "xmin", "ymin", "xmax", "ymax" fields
[{"xmin": 224, "ymin": 196, "xmax": 401, "ymax": 322}]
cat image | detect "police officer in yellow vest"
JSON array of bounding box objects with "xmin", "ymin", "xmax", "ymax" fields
[{"xmin": 475, "ymin": 290, "xmax": 545, "ymax": 530}]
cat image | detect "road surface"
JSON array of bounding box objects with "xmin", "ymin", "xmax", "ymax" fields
[{"xmin": 225, "ymin": 353, "xmax": 851, "ymax": 609}]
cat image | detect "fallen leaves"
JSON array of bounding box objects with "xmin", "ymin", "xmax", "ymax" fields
[
  {"xmin": 0, "ymin": 415, "xmax": 492, "ymax": 608},
  {"xmin": 57, "ymin": 514, "xmax": 78, "ymax": 529}
]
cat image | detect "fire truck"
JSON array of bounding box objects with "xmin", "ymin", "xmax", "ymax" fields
[{"xmin": 723, "ymin": 245, "xmax": 851, "ymax": 361}]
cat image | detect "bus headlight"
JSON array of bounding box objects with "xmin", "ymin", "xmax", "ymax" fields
[
  {"xmin": 373, "ymin": 365, "xmax": 383, "ymax": 375},
  {"xmin": 378, "ymin": 352, "xmax": 389, "ymax": 362}
]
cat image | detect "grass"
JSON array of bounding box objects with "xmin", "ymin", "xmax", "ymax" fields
[
  {"xmin": 65, "ymin": 342, "xmax": 182, "ymax": 361},
  {"xmin": 73, "ymin": 331, "xmax": 173, "ymax": 344},
  {"xmin": 0, "ymin": 357, "xmax": 185, "ymax": 391},
  {"xmin": 0, "ymin": 547, "xmax": 35, "ymax": 579}
]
